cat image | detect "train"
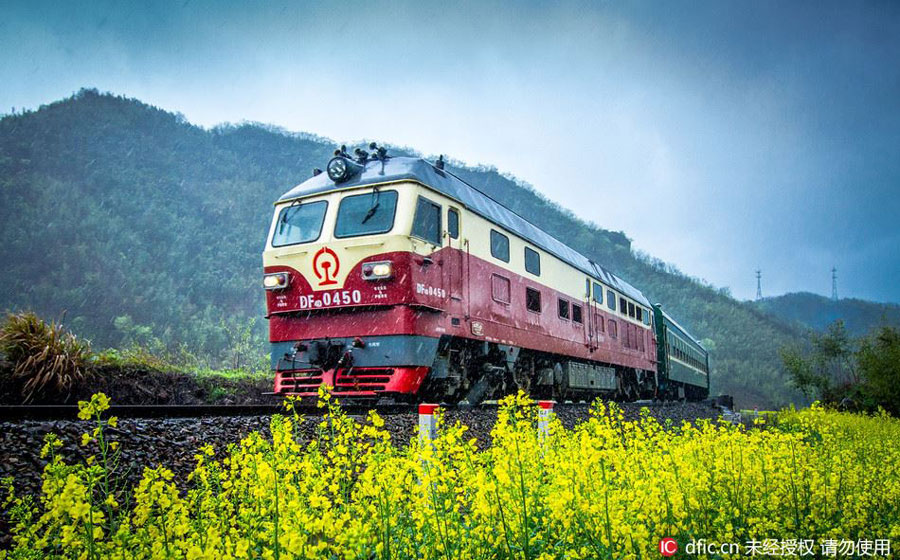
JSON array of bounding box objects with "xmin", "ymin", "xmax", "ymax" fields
[{"xmin": 262, "ymin": 145, "xmax": 709, "ymax": 404}]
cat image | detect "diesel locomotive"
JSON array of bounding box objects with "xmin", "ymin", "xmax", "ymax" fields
[{"xmin": 262, "ymin": 145, "xmax": 709, "ymax": 403}]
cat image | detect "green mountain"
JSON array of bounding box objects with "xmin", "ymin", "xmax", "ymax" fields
[
  {"xmin": 1, "ymin": 89, "xmax": 807, "ymax": 407},
  {"xmin": 755, "ymin": 292, "xmax": 900, "ymax": 337}
]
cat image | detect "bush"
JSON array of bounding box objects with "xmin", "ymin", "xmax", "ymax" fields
[{"xmin": 0, "ymin": 312, "xmax": 91, "ymax": 403}]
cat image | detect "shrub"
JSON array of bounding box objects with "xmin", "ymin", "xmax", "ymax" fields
[{"xmin": 0, "ymin": 311, "xmax": 91, "ymax": 403}]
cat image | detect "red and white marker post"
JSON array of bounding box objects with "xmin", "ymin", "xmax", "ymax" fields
[
  {"xmin": 418, "ymin": 403, "xmax": 439, "ymax": 445},
  {"xmin": 537, "ymin": 400, "xmax": 555, "ymax": 443}
]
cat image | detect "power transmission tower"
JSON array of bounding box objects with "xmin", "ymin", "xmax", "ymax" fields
[
  {"xmin": 756, "ymin": 269, "xmax": 762, "ymax": 300},
  {"xmin": 832, "ymin": 267, "xmax": 838, "ymax": 302}
]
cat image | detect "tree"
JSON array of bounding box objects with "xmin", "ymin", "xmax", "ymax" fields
[
  {"xmin": 780, "ymin": 320, "xmax": 856, "ymax": 401},
  {"xmin": 857, "ymin": 325, "xmax": 900, "ymax": 415},
  {"xmin": 781, "ymin": 321, "xmax": 900, "ymax": 414}
]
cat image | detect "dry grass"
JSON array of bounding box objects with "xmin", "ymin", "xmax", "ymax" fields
[{"xmin": 0, "ymin": 311, "xmax": 91, "ymax": 403}]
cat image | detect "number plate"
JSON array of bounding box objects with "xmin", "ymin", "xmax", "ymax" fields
[{"xmin": 297, "ymin": 289, "xmax": 363, "ymax": 309}]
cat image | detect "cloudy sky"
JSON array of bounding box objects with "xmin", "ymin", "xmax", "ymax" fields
[{"xmin": 3, "ymin": 0, "xmax": 899, "ymax": 302}]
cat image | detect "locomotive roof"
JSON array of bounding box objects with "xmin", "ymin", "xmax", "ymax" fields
[{"xmin": 277, "ymin": 156, "xmax": 651, "ymax": 307}]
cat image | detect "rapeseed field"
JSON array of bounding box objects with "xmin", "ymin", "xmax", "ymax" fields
[{"xmin": 2, "ymin": 390, "xmax": 899, "ymax": 559}]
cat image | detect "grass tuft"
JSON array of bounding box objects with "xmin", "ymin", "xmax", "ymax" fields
[{"xmin": 0, "ymin": 311, "xmax": 91, "ymax": 403}]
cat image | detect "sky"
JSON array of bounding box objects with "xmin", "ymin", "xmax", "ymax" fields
[{"xmin": 2, "ymin": 0, "xmax": 899, "ymax": 303}]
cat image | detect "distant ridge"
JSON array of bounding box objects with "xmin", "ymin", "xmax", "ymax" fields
[{"xmin": 755, "ymin": 292, "xmax": 900, "ymax": 336}]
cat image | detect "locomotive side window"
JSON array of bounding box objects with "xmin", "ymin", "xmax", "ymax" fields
[
  {"xmin": 524, "ymin": 247, "xmax": 541, "ymax": 276},
  {"xmin": 628, "ymin": 302, "xmax": 635, "ymax": 318},
  {"xmin": 592, "ymin": 282, "xmax": 603, "ymax": 303},
  {"xmin": 448, "ymin": 208, "xmax": 459, "ymax": 239},
  {"xmin": 636, "ymin": 307, "xmax": 643, "ymax": 322},
  {"xmin": 525, "ymin": 287, "xmax": 541, "ymax": 313},
  {"xmin": 558, "ymin": 298, "xmax": 570, "ymax": 320},
  {"xmin": 491, "ymin": 274, "xmax": 511, "ymax": 304},
  {"xmin": 620, "ymin": 297, "xmax": 627, "ymax": 315},
  {"xmin": 334, "ymin": 189, "xmax": 398, "ymax": 238},
  {"xmin": 607, "ymin": 290, "xmax": 616, "ymax": 311},
  {"xmin": 608, "ymin": 319, "xmax": 618, "ymax": 339},
  {"xmin": 411, "ymin": 196, "xmax": 442, "ymax": 245},
  {"xmin": 572, "ymin": 304, "xmax": 583, "ymax": 324},
  {"xmin": 271, "ymin": 200, "xmax": 328, "ymax": 247},
  {"xmin": 490, "ymin": 230, "xmax": 510, "ymax": 262}
]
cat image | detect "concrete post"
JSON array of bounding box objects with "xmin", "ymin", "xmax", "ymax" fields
[
  {"xmin": 418, "ymin": 403, "xmax": 438, "ymax": 444},
  {"xmin": 538, "ymin": 400, "xmax": 554, "ymax": 442}
]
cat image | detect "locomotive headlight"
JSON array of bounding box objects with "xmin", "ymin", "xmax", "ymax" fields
[
  {"xmin": 326, "ymin": 156, "xmax": 364, "ymax": 183},
  {"xmin": 327, "ymin": 157, "xmax": 348, "ymax": 182},
  {"xmin": 361, "ymin": 260, "xmax": 392, "ymax": 280},
  {"xmin": 263, "ymin": 272, "xmax": 290, "ymax": 290}
]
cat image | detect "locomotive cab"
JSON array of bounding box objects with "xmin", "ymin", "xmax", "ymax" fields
[{"xmin": 263, "ymin": 166, "xmax": 464, "ymax": 399}]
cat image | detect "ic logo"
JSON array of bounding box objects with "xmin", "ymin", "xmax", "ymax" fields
[
  {"xmin": 312, "ymin": 247, "xmax": 340, "ymax": 286},
  {"xmin": 659, "ymin": 538, "xmax": 678, "ymax": 557}
]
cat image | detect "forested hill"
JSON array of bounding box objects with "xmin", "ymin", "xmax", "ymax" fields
[
  {"xmin": 755, "ymin": 292, "xmax": 900, "ymax": 337},
  {"xmin": 1, "ymin": 89, "xmax": 804, "ymax": 407}
]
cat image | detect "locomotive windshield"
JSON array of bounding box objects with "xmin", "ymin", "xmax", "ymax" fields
[
  {"xmin": 334, "ymin": 189, "xmax": 398, "ymax": 238},
  {"xmin": 271, "ymin": 200, "xmax": 327, "ymax": 247}
]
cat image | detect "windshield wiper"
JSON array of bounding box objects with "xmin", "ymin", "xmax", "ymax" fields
[
  {"xmin": 361, "ymin": 189, "xmax": 381, "ymax": 224},
  {"xmin": 361, "ymin": 202, "xmax": 380, "ymax": 224}
]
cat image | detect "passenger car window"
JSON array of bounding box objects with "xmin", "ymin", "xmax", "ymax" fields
[
  {"xmin": 411, "ymin": 196, "xmax": 442, "ymax": 245},
  {"xmin": 525, "ymin": 287, "xmax": 541, "ymax": 312},
  {"xmin": 272, "ymin": 200, "xmax": 328, "ymax": 247},
  {"xmin": 524, "ymin": 247, "xmax": 541, "ymax": 276},
  {"xmin": 490, "ymin": 230, "xmax": 510, "ymax": 262},
  {"xmin": 592, "ymin": 282, "xmax": 603, "ymax": 303},
  {"xmin": 607, "ymin": 290, "xmax": 616, "ymax": 311},
  {"xmin": 628, "ymin": 302, "xmax": 635, "ymax": 318},
  {"xmin": 334, "ymin": 190, "xmax": 398, "ymax": 238},
  {"xmin": 448, "ymin": 208, "xmax": 459, "ymax": 239}
]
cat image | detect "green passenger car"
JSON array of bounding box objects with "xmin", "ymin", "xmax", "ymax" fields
[{"xmin": 652, "ymin": 305, "xmax": 710, "ymax": 400}]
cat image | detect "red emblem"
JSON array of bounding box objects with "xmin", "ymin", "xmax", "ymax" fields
[{"xmin": 312, "ymin": 247, "xmax": 340, "ymax": 286}]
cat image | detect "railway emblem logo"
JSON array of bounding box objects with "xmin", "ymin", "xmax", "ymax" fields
[{"xmin": 312, "ymin": 247, "xmax": 340, "ymax": 286}]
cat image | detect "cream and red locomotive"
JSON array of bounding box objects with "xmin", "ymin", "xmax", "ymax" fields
[{"xmin": 263, "ymin": 146, "xmax": 709, "ymax": 403}]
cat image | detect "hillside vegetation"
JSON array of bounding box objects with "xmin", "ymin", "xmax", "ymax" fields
[{"xmin": 0, "ymin": 89, "xmax": 807, "ymax": 407}]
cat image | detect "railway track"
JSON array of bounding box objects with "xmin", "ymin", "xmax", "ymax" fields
[
  {"xmin": 0, "ymin": 397, "xmax": 728, "ymax": 421},
  {"xmin": 0, "ymin": 402, "xmax": 425, "ymax": 421}
]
